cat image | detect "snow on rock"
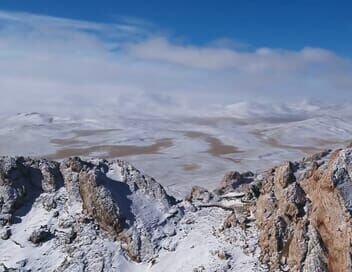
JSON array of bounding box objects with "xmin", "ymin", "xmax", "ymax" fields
[
  {"xmin": 1, "ymin": 156, "xmax": 262, "ymax": 271},
  {"xmin": 0, "ymin": 156, "xmax": 182, "ymax": 270},
  {"xmin": 1, "ymin": 146, "xmax": 351, "ymax": 271},
  {"xmin": 0, "ymin": 155, "xmax": 264, "ymax": 271}
]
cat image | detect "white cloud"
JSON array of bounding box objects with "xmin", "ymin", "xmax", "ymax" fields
[
  {"xmin": 0, "ymin": 10, "xmax": 351, "ymax": 119},
  {"xmin": 127, "ymin": 37, "xmax": 345, "ymax": 72}
]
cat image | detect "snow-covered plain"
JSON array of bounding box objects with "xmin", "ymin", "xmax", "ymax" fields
[
  {"xmin": 0, "ymin": 102, "xmax": 351, "ymax": 197},
  {"xmin": 1, "ymin": 101, "xmax": 352, "ymax": 272}
]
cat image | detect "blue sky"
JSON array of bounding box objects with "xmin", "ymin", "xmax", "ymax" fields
[
  {"xmin": 0, "ymin": 1, "xmax": 351, "ymax": 117},
  {"xmin": 1, "ymin": 0, "xmax": 351, "ymax": 55}
]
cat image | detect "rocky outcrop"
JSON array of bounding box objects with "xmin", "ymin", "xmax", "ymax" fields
[
  {"xmin": 1, "ymin": 146, "xmax": 351, "ymax": 271},
  {"xmin": 187, "ymin": 185, "xmax": 216, "ymax": 203},
  {"xmin": 208, "ymin": 148, "xmax": 352, "ymax": 272},
  {"xmin": 0, "ymin": 157, "xmax": 63, "ymax": 226},
  {"xmin": 29, "ymin": 225, "xmax": 52, "ymax": 244},
  {"xmin": 0, "ymin": 156, "xmax": 182, "ymax": 270},
  {"xmin": 60, "ymin": 157, "xmax": 182, "ymax": 263},
  {"xmin": 254, "ymin": 149, "xmax": 352, "ymax": 272},
  {"xmin": 215, "ymin": 171, "xmax": 255, "ymax": 195},
  {"xmin": 61, "ymin": 158, "xmax": 124, "ymax": 236}
]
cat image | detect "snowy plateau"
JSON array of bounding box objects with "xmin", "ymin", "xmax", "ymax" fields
[{"xmin": 0, "ymin": 102, "xmax": 352, "ymax": 271}]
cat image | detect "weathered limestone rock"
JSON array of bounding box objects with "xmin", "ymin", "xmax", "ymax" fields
[
  {"xmin": 0, "ymin": 156, "xmax": 181, "ymax": 265},
  {"xmin": 0, "ymin": 157, "xmax": 29, "ymax": 218},
  {"xmin": 303, "ymin": 224, "xmax": 328, "ymax": 272},
  {"xmin": 60, "ymin": 157, "xmax": 180, "ymax": 262},
  {"xmin": 78, "ymin": 170, "xmax": 123, "ymax": 235},
  {"xmin": 187, "ymin": 185, "xmax": 215, "ymax": 203},
  {"xmin": 0, "ymin": 156, "xmax": 63, "ymax": 227},
  {"xmin": 255, "ymin": 148, "xmax": 352, "ymax": 272},
  {"xmin": 215, "ymin": 171, "xmax": 255, "ymax": 195}
]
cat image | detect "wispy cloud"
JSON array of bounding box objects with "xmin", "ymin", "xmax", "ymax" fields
[
  {"xmin": 0, "ymin": 10, "xmax": 351, "ymax": 119},
  {"xmin": 127, "ymin": 37, "xmax": 346, "ymax": 72}
]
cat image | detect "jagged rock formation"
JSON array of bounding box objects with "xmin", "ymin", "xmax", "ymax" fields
[
  {"xmin": 0, "ymin": 147, "xmax": 351, "ymax": 271},
  {"xmin": 254, "ymin": 149, "xmax": 352, "ymax": 272},
  {"xmin": 61, "ymin": 157, "xmax": 181, "ymax": 263},
  {"xmin": 206, "ymin": 148, "xmax": 352, "ymax": 272},
  {"xmin": 0, "ymin": 156, "xmax": 182, "ymax": 271}
]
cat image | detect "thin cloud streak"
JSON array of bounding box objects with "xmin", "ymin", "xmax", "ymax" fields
[{"xmin": 127, "ymin": 37, "xmax": 346, "ymax": 72}]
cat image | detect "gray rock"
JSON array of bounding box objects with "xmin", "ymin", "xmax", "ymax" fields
[
  {"xmin": 65, "ymin": 228, "xmax": 77, "ymax": 244},
  {"xmin": 0, "ymin": 228, "xmax": 11, "ymax": 240},
  {"xmin": 29, "ymin": 225, "xmax": 51, "ymax": 244},
  {"xmin": 216, "ymin": 249, "xmax": 231, "ymax": 260},
  {"xmin": 303, "ymin": 225, "xmax": 328, "ymax": 272},
  {"xmin": 332, "ymin": 149, "xmax": 352, "ymax": 213},
  {"xmin": 215, "ymin": 171, "xmax": 255, "ymax": 195},
  {"xmin": 42, "ymin": 195, "xmax": 57, "ymax": 211},
  {"xmin": 15, "ymin": 259, "xmax": 28, "ymax": 268},
  {"xmin": 187, "ymin": 185, "xmax": 215, "ymax": 203},
  {"xmin": 193, "ymin": 265, "xmax": 205, "ymax": 272}
]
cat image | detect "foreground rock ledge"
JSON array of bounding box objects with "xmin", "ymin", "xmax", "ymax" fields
[
  {"xmin": 255, "ymin": 149, "xmax": 352, "ymax": 272},
  {"xmin": 0, "ymin": 147, "xmax": 351, "ymax": 271}
]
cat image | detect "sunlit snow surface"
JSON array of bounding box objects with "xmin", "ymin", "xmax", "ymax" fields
[{"xmin": 1, "ymin": 102, "xmax": 351, "ymax": 196}]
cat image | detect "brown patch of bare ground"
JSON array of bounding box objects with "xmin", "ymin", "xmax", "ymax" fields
[
  {"xmin": 184, "ymin": 116, "xmax": 250, "ymax": 126},
  {"xmin": 183, "ymin": 131, "xmax": 240, "ymax": 156},
  {"xmin": 182, "ymin": 163, "xmax": 201, "ymax": 172},
  {"xmin": 72, "ymin": 129, "xmax": 121, "ymax": 137},
  {"xmin": 252, "ymin": 129, "xmax": 346, "ymax": 155},
  {"xmin": 51, "ymin": 129, "xmax": 121, "ymax": 147},
  {"xmin": 46, "ymin": 138, "xmax": 173, "ymax": 160}
]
